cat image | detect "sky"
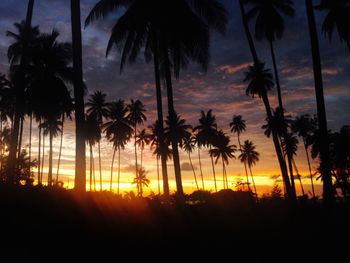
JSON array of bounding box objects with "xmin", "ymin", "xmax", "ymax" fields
[{"xmin": 0, "ymin": 0, "xmax": 349, "ymax": 196}]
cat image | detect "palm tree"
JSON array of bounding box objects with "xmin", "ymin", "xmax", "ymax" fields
[
  {"xmin": 103, "ymin": 100, "xmax": 133, "ymax": 194},
  {"xmin": 6, "ymin": 0, "xmax": 37, "ymax": 183},
  {"xmin": 292, "ymin": 114, "xmax": 317, "ymax": 198},
  {"xmin": 305, "ymin": 0, "xmax": 334, "ymax": 203},
  {"xmin": 244, "ymin": 0, "xmax": 295, "ymax": 112},
  {"xmin": 210, "ymin": 131, "xmax": 236, "ymax": 189},
  {"xmin": 70, "ymin": 0, "xmax": 86, "ymax": 191},
  {"xmin": 85, "ymin": 0, "xmax": 227, "ymax": 197},
  {"xmin": 316, "ymin": 0, "xmax": 350, "ymax": 52},
  {"xmin": 132, "ymin": 168, "xmax": 150, "ymax": 197},
  {"xmin": 127, "ymin": 99, "xmax": 147, "ymax": 178},
  {"xmin": 86, "ymin": 91, "xmax": 109, "ymax": 191},
  {"xmin": 244, "ymin": 62, "xmax": 294, "ymax": 200},
  {"xmin": 136, "ymin": 129, "xmax": 150, "ymax": 169},
  {"xmin": 39, "ymin": 117, "xmax": 62, "ymax": 187},
  {"xmin": 183, "ymin": 136, "xmax": 200, "ymax": 191},
  {"xmin": 239, "ymin": 140, "xmax": 260, "ymax": 198},
  {"xmin": 85, "ymin": 114, "xmax": 101, "ymax": 191},
  {"xmin": 194, "ymin": 134, "xmax": 205, "ymax": 190},
  {"xmin": 230, "ymin": 115, "xmax": 250, "ymax": 191},
  {"xmin": 194, "ymin": 110, "xmax": 219, "ymax": 192}
]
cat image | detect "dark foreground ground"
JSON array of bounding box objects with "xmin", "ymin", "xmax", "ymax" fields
[{"xmin": 0, "ymin": 186, "xmax": 348, "ymax": 260}]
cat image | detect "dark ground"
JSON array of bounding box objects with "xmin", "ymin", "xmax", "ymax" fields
[{"xmin": 0, "ymin": 186, "xmax": 348, "ymax": 261}]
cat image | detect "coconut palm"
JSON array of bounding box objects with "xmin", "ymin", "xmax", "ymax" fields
[
  {"xmin": 316, "ymin": 0, "xmax": 350, "ymax": 52},
  {"xmin": 136, "ymin": 129, "xmax": 151, "ymax": 169},
  {"xmin": 244, "ymin": 62, "xmax": 294, "ymax": 200},
  {"xmin": 194, "ymin": 110, "xmax": 219, "ymax": 192},
  {"xmin": 39, "ymin": 117, "xmax": 62, "ymax": 187},
  {"xmin": 230, "ymin": 115, "xmax": 250, "ymax": 191},
  {"xmin": 132, "ymin": 168, "xmax": 150, "ymax": 197},
  {"xmin": 127, "ymin": 99, "xmax": 147, "ymax": 180},
  {"xmin": 86, "ymin": 91, "xmax": 109, "ymax": 191},
  {"xmin": 70, "ymin": 0, "xmax": 86, "ymax": 191},
  {"xmin": 183, "ymin": 136, "xmax": 200, "ymax": 191},
  {"xmin": 239, "ymin": 140, "xmax": 260, "ymax": 198},
  {"xmin": 244, "ymin": 0, "xmax": 295, "ymax": 112},
  {"xmin": 292, "ymin": 114, "xmax": 317, "ymax": 197},
  {"xmin": 305, "ymin": 0, "xmax": 334, "ymax": 203},
  {"xmin": 194, "ymin": 134, "xmax": 205, "ymax": 190},
  {"xmin": 210, "ymin": 131, "xmax": 236, "ymax": 189},
  {"xmin": 103, "ymin": 100, "xmax": 133, "ymax": 194}
]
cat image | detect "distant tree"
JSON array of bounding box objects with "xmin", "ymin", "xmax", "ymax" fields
[
  {"xmin": 132, "ymin": 168, "xmax": 150, "ymax": 197},
  {"xmin": 136, "ymin": 129, "xmax": 151, "ymax": 169},
  {"xmin": 183, "ymin": 136, "xmax": 200, "ymax": 191}
]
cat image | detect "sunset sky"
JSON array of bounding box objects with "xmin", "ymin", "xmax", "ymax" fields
[{"xmin": 0, "ymin": 0, "xmax": 349, "ymax": 196}]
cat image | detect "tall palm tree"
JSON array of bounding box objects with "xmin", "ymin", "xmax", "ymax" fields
[
  {"xmin": 85, "ymin": 114, "xmax": 101, "ymax": 191},
  {"xmin": 210, "ymin": 131, "xmax": 236, "ymax": 189},
  {"xmin": 127, "ymin": 99, "xmax": 147, "ymax": 178},
  {"xmin": 230, "ymin": 115, "xmax": 250, "ymax": 191},
  {"xmin": 183, "ymin": 136, "xmax": 200, "ymax": 191},
  {"xmin": 194, "ymin": 110, "xmax": 219, "ymax": 192},
  {"xmin": 86, "ymin": 91, "xmax": 109, "ymax": 191},
  {"xmin": 39, "ymin": 117, "xmax": 62, "ymax": 187},
  {"xmin": 132, "ymin": 168, "xmax": 150, "ymax": 197},
  {"xmin": 316, "ymin": 0, "xmax": 350, "ymax": 52},
  {"xmin": 6, "ymin": 0, "xmax": 37, "ymax": 183},
  {"xmin": 244, "ymin": 0, "xmax": 295, "ymax": 111},
  {"xmin": 103, "ymin": 100, "xmax": 133, "ymax": 194},
  {"xmin": 239, "ymin": 140, "xmax": 260, "ymax": 198},
  {"xmin": 292, "ymin": 114, "xmax": 317, "ymax": 198},
  {"xmin": 244, "ymin": 62, "xmax": 294, "ymax": 200},
  {"xmin": 195, "ymin": 135, "xmax": 205, "ymax": 190},
  {"xmin": 305, "ymin": 0, "xmax": 334, "ymax": 203},
  {"xmin": 70, "ymin": 0, "xmax": 86, "ymax": 191},
  {"xmin": 136, "ymin": 129, "xmax": 150, "ymax": 169}
]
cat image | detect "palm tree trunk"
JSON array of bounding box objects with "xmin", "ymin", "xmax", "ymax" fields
[
  {"xmin": 48, "ymin": 131, "xmax": 53, "ymax": 186},
  {"xmin": 7, "ymin": 0, "xmax": 35, "ymax": 184},
  {"xmin": 189, "ymin": 152, "xmax": 199, "ymax": 190},
  {"xmin": 98, "ymin": 141, "xmax": 102, "ymax": 192},
  {"xmin": 56, "ymin": 114, "xmax": 64, "ymax": 182},
  {"xmin": 134, "ymin": 124, "xmax": 138, "ymax": 176},
  {"xmin": 38, "ymin": 120, "xmax": 41, "ymax": 185},
  {"xmin": 249, "ymin": 166, "xmax": 258, "ymax": 202},
  {"xmin": 157, "ymin": 157, "xmax": 161, "ymax": 195},
  {"xmin": 292, "ymin": 159, "xmax": 305, "ymax": 196},
  {"xmin": 224, "ymin": 163, "xmax": 229, "ymax": 189},
  {"xmin": 17, "ymin": 117, "xmax": 24, "ymax": 159},
  {"xmin": 153, "ymin": 37, "xmax": 169, "ymax": 195},
  {"xmin": 198, "ymin": 148, "xmax": 205, "ymax": 190},
  {"xmin": 110, "ymin": 147, "xmax": 116, "ymax": 192},
  {"xmin": 29, "ymin": 113, "xmax": 32, "ymax": 168},
  {"xmin": 162, "ymin": 40, "xmax": 183, "ymax": 196},
  {"xmin": 287, "ymin": 155, "xmax": 296, "ymax": 197},
  {"xmin": 239, "ymin": 0, "xmax": 259, "ymax": 64},
  {"xmin": 269, "ymin": 41, "xmax": 284, "ymax": 111},
  {"xmin": 41, "ymin": 133, "xmax": 45, "ymax": 184},
  {"xmin": 303, "ymin": 139, "xmax": 316, "ymax": 198},
  {"xmin": 209, "ymin": 144, "xmax": 218, "ymax": 192},
  {"xmin": 222, "ymin": 157, "xmax": 226, "ymax": 189},
  {"xmin": 305, "ymin": 0, "xmax": 333, "ymax": 204},
  {"xmin": 238, "ymin": 134, "xmax": 251, "ymax": 191},
  {"xmin": 140, "ymin": 147, "xmax": 143, "ymax": 169},
  {"xmin": 0, "ymin": 118, "xmax": 2, "ymax": 171},
  {"xmin": 89, "ymin": 143, "xmax": 93, "ymax": 191},
  {"xmin": 92, "ymin": 149, "xmax": 96, "ymax": 191},
  {"xmin": 70, "ymin": 0, "xmax": 86, "ymax": 191},
  {"xmin": 117, "ymin": 146, "xmax": 121, "ymax": 195},
  {"xmin": 261, "ymin": 93, "xmax": 294, "ymax": 200}
]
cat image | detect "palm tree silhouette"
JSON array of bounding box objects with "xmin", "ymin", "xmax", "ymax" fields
[
  {"xmin": 132, "ymin": 168, "xmax": 150, "ymax": 197},
  {"xmin": 85, "ymin": 114, "xmax": 101, "ymax": 191},
  {"xmin": 195, "ymin": 110, "xmax": 219, "ymax": 192},
  {"xmin": 70, "ymin": 0, "xmax": 86, "ymax": 191},
  {"xmin": 39, "ymin": 117, "xmax": 62, "ymax": 187},
  {"xmin": 136, "ymin": 129, "xmax": 151, "ymax": 169},
  {"xmin": 244, "ymin": 62, "xmax": 294, "ymax": 200},
  {"xmin": 230, "ymin": 115, "xmax": 250, "ymax": 191},
  {"xmin": 127, "ymin": 99, "xmax": 147, "ymax": 179},
  {"xmin": 316, "ymin": 0, "xmax": 350, "ymax": 52},
  {"xmin": 183, "ymin": 135, "xmax": 200, "ymax": 191},
  {"xmin": 292, "ymin": 114, "xmax": 317, "ymax": 198},
  {"xmin": 305, "ymin": 0, "xmax": 334, "ymax": 203},
  {"xmin": 103, "ymin": 100, "xmax": 133, "ymax": 194},
  {"xmin": 244, "ymin": 0, "xmax": 295, "ymax": 112},
  {"xmin": 86, "ymin": 91, "xmax": 109, "ymax": 191},
  {"xmin": 210, "ymin": 131, "xmax": 236, "ymax": 189},
  {"xmin": 239, "ymin": 140, "xmax": 260, "ymax": 198}
]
